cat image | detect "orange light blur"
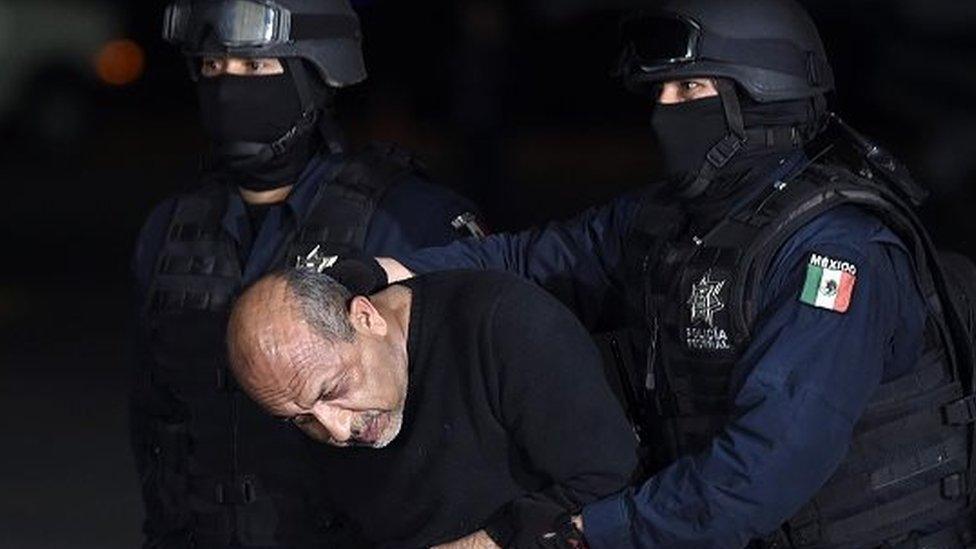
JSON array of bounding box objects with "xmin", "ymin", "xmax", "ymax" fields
[{"xmin": 95, "ymin": 39, "xmax": 146, "ymax": 86}]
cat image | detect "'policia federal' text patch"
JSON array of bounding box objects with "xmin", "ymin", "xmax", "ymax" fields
[{"xmin": 799, "ymin": 253, "xmax": 857, "ymax": 313}]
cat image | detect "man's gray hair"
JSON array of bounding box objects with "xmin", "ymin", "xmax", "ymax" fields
[{"xmin": 279, "ymin": 269, "xmax": 356, "ymax": 342}]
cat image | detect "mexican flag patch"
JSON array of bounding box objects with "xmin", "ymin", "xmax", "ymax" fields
[{"xmin": 799, "ymin": 253, "xmax": 858, "ymax": 313}]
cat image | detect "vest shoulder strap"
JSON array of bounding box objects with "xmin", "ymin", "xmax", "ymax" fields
[
  {"xmin": 729, "ymin": 160, "xmax": 976, "ymax": 509},
  {"xmin": 340, "ymin": 141, "xmax": 428, "ymax": 189},
  {"xmin": 730, "ymin": 162, "xmax": 935, "ymax": 337},
  {"xmin": 294, "ymin": 142, "xmax": 424, "ymax": 253}
]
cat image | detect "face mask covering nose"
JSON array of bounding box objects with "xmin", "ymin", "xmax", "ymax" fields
[
  {"xmin": 197, "ymin": 68, "xmax": 304, "ymax": 145},
  {"xmin": 197, "ymin": 63, "xmax": 321, "ymax": 192},
  {"xmin": 650, "ymin": 96, "xmax": 729, "ymax": 187}
]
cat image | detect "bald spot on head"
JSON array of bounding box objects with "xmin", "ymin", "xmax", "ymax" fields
[{"xmin": 227, "ymin": 275, "xmax": 336, "ymax": 415}]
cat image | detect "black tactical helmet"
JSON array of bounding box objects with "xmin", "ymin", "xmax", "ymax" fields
[
  {"xmin": 163, "ymin": 0, "xmax": 366, "ymax": 88},
  {"xmin": 618, "ymin": 0, "xmax": 834, "ymax": 102}
]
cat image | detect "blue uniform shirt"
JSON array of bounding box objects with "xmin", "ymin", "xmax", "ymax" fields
[
  {"xmin": 133, "ymin": 151, "xmax": 478, "ymax": 296},
  {"xmin": 398, "ymin": 160, "xmax": 928, "ymax": 546}
]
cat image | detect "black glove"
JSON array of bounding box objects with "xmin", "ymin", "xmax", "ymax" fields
[
  {"xmin": 322, "ymin": 253, "xmax": 389, "ymax": 296},
  {"xmin": 533, "ymin": 513, "xmax": 587, "ymax": 549},
  {"xmin": 485, "ymin": 500, "xmax": 587, "ymax": 549}
]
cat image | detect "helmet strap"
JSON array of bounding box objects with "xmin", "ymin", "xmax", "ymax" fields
[
  {"xmin": 716, "ymin": 79, "xmax": 747, "ymax": 140},
  {"xmin": 286, "ymin": 57, "xmax": 316, "ymax": 113},
  {"xmin": 317, "ymin": 92, "xmax": 347, "ymax": 155},
  {"xmin": 286, "ymin": 57, "xmax": 346, "ymax": 154},
  {"xmin": 680, "ymin": 79, "xmax": 746, "ymax": 199}
]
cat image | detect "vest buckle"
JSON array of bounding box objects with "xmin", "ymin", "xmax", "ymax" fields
[
  {"xmin": 215, "ymin": 367, "xmax": 229, "ymax": 391},
  {"xmin": 941, "ymin": 473, "xmax": 968, "ymax": 500},
  {"xmin": 943, "ymin": 395, "xmax": 976, "ymax": 426},
  {"xmin": 241, "ymin": 476, "xmax": 256, "ymax": 504}
]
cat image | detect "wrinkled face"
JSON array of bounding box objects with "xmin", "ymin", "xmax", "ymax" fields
[
  {"xmin": 656, "ymin": 78, "xmax": 718, "ymax": 104},
  {"xmin": 234, "ymin": 288, "xmax": 410, "ymax": 448},
  {"xmin": 200, "ymin": 56, "xmax": 284, "ymax": 78},
  {"xmin": 277, "ymin": 333, "xmax": 408, "ymax": 448}
]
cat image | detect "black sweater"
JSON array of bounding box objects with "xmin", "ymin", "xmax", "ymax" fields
[{"xmin": 309, "ymin": 271, "xmax": 638, "ymax": 548}]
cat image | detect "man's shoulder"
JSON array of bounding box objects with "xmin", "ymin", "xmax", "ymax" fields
[
  {"xmin": 330, "ymin": 145, "xmax": 474, "ymax": 213},
  {"xmin": 365, "ymin": 171, "xmax": 481, "ymax": 251},
  {"xmin": 380, "ymin": 172, "xmax": 477, "ymax": 217},
  {"xmin": 758, "ymin": 204, "xmax": 915, "ymax": 311},
  {"xmin": 136, "ymin": 197, "xmax": 179, "ymax": 248},
  {"xmin": 133, "ymin": 180, "xmax": 228, "ymax": 269},
  {"xmin": 137, "ymin": 181, "xmax": 228, "ymax": 236},
  {"xmin": 780, "ymin": 204, "xmax": 909, "ymax": 269},
  {"xmin": 780, "ymin": 157, "xmax": 914, "ymax": 254}
]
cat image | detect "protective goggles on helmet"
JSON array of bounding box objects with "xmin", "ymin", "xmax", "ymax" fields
[
  {"xmin": 620, "ymin": 13, "xmax": 702, "ymax": 70},
  {"xmin": 163, "ymin": 0, "xmax": 358, "ymax": 50}
]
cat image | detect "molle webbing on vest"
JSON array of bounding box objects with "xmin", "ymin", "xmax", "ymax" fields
[
  {"xmin": 631, "ymin": 159, "xmax": 975, "ymax": 547},
  {"xmin": 139, "ymin": 144, "xmax": 419, "ymax": 546}
]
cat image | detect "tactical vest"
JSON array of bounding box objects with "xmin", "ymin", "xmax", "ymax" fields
[
  {"xmin": 139, "ymin": 145, "xmax": 422, "ymax": 548},
  {"xmin": 629, "ymin": 159, "xmax": 976, "ymax": 547}
]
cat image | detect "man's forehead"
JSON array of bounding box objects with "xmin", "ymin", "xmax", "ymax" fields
[
  {"xmin": 236, "ymin": 277, "xmax": 348, "ymax": 407},
  {"xmin": 251, "ymin": 325, "xmax": 346, "ymax": 408}
]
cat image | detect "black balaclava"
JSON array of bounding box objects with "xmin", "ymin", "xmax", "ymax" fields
[
  {"xmin": 651, "ymin": 96, "xmax": 728, "ymax": 187},
  {"xmin": 197, "ymin": 60, "xmax": 334, "ymax": 192},
  {"xmin": 650, "ymin": 78, "xmax": 827, "ymax": 202}
]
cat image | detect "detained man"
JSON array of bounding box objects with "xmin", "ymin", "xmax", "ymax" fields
[{"xmin": 226, "ymin": 269, "xmax": 639, "ymax": 548}]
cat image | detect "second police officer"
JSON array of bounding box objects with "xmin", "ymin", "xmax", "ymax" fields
[
  {"xmin": 130, "ymin": 1, "xmax": 483, "ymax": 547},
  {"xmin": 376, "ymin": 0, "xmax": 976, "ymax": 546}
]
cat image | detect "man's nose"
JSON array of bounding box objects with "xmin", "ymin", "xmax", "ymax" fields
[
  {"xmin": 310, "ymin": 403, "xmax": 353, "ymax": 443},
  {"xmin": 657, "ymin": 83, "xmax": 681, "ymax": 105}
]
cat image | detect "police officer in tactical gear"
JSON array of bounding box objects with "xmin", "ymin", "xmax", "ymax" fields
[
  {"xmin": 130, "ymin": 1, "xmax": 482, "ymax": 547},
  {"xmin": 373, "ymin": 0, "xmax": 976, "ymax": 546}
]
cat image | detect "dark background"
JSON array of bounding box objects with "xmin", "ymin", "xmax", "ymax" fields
[{"xmin": 1, "ymin": 1, "xmax": 974, "ymax": 547}]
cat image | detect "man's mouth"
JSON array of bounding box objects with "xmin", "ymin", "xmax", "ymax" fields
[{"xmin": 350, "ymin": 412, "xmax": 389, "ymax": 446}]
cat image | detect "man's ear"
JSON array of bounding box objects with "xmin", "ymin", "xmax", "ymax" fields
[{"xmin": 348, "ymin": 296, "xmax": 387, "ymax": 336}]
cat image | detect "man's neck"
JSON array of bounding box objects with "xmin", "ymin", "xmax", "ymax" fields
[
  {"xmin": 371, "ymin": 286, "xmax": 413, "ymax": 345},
  {"xmin": 239, "ymin": 185, "xmax": 294, "ymax": 205}
]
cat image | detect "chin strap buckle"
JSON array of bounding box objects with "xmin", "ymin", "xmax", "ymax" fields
[
  {"xmin": 270, "ymin": 108, "xmax": 319, "ymax": 158},
  {"xmin": 706, "ymin": 135, "xmax": 744, "ymax": 169}
]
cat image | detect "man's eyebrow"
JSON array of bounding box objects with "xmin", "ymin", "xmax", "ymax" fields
[
  {"xmin": 300, "ymin": 379, "xmax": 334, "ymax": 408},
  {"xmin": 296, "ymin": 369, "xmax": 342, "ymax": 409},
  {"xmin": 317, "ymin": 379, "xmax": 340, "ymax": 400}
]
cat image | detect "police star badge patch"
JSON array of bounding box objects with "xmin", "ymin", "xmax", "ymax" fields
[
  {"xmin": 686, "ymin": 270, "xmax": 733, "ymax": 352},
  {"xmin": 689, "ymin": 272, "xmax": 726, "ymax": 327},
  {"xmin": 799, "ymin": 253, "xmax": 858, "ymax": 313}
]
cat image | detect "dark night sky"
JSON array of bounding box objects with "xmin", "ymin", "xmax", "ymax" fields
[{"xmin": 0, "ymin": 1, "xmax": 974, "ymax": 547}]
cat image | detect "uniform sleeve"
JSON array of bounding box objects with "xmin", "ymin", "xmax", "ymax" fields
[
  {"xmin": 483, "ymin": 282, "xmax": 640, "ymax": 545},
  {"xmin": 583, "ymin": 225, "xmax": 922, "ymax": 547},
  {"xmin": 398, "ymin": 194, "xmax": 641, "ymax": 330}
]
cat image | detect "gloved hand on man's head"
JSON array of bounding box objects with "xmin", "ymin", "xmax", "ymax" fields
[{"xmin": 298, "ymin": 251, "xmax": 388, "ymax": 296}]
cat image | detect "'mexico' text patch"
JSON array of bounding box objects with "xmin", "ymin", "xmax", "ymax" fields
[{"xmin": 799, "ymin": 253, "xmax": 857, "ymax": 313}]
